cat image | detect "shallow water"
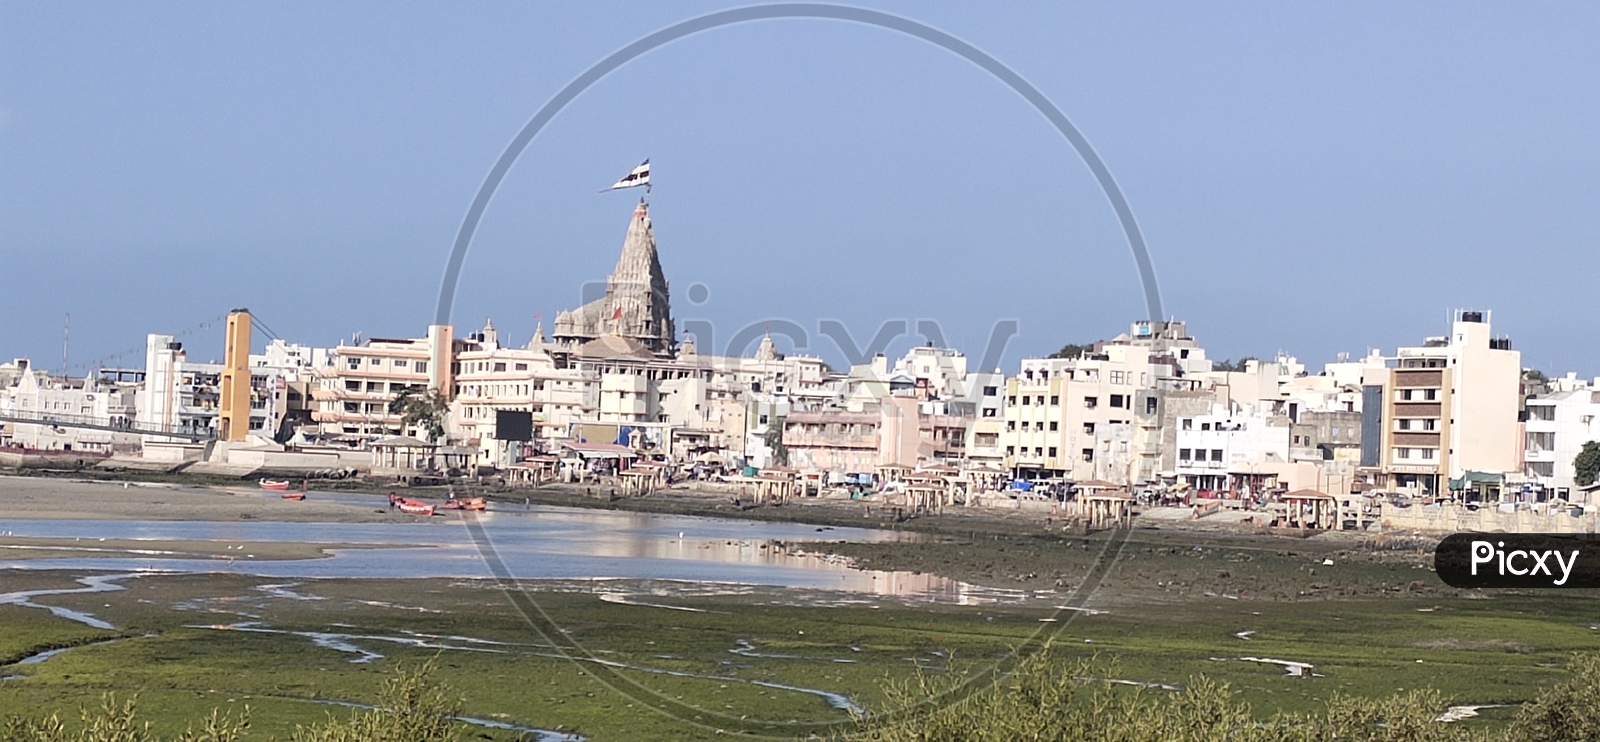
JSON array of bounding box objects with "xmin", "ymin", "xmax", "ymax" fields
[
  {"xmin": 0, "ymin": 573, "xmax": 133, "ymax": 629},
  {"xmin": 0, "ymin": 503, "xmax": 995, "ymax": 602}
]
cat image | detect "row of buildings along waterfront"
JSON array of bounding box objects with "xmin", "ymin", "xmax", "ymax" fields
[{"xmin": 3, "ymin": 200, "xmax": 1597, "ymax": 508}]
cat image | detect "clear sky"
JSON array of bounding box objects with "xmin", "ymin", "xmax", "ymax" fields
[{"xmin": 3, "ymin": 3, "xmax": 1596, "ymax": 376}]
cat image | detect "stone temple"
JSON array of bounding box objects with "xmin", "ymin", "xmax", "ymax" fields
[{"xmin": 553, "ymin": 200, "xmax": 675, "ymax": 354}]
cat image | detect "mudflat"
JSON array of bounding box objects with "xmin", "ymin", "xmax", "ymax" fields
[{"xmin": 0, "ymin": 475, "xmax": 401, "ymax": 523}]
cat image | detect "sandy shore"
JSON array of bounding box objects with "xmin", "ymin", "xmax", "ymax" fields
[
  {"xmin": 0, "ymin": 475, "xmax": 405, "ymax": 523},
  {"xmin": 0, "ymin": 536, "xmax": 361, "ymax": 561}
]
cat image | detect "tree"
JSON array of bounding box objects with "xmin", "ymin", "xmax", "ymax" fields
[
  {"xmin": 387, "ymin": 386, "xmax": 449, "ymax": 443},
  {"xmin": 1213, "ymin": 357, "xmax": 1258, "ymax": 373},
  {"xmin": 1514, "ymin": 652, "xmax": 1600, "ymax": 741},
  {"xmin": 1576, "ymin": 441, "xmax": 1600, "ymax": 488},
  {"xmin": 764, "ymin": 416, "xmax": 789, "ymax": 467},
  {"xmin": 1048, "ymin": 343, "xmax": 1094, "ymax": 360}
]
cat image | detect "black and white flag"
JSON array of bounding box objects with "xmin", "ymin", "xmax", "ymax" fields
[{"xmin": 606, "ymin": 159, "xmax": 651, "ymax": 191}]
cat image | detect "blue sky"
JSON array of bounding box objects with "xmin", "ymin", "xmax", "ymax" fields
[{"xmin": 3, "ymin": 3, "xmax": 1596, "ymax": 375}]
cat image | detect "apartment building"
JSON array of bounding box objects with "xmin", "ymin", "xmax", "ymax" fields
[
  {"xmin": 138, "ymin": 334, "xmax": 293, "ymax": 442},
  {"xmin": 0, "ymin": 361, "xmax": 140, "ymax": 452},
  {"xmin": 1361, "ymin": 311, "xmax": 1522, "ymax": 495},
  {"xmin": 1000, "ymin": 342, "xmax": 1166, "ymax": 484},
  {"xmin": 1524, "ymin": 381, "xmax": 1600, "ymax": 495},
  {"xmin": 312, "ymin": 327, "xmax": 452, "ymax": 441},
  {"xmin": 1173, "ymin": 405, "xmax": 1291, "ymax": 495},
  {"xmin": 782, "ymin": 396, "xmax": 922, "ymax": 475},
  {"xmin": 449, "ymin": 321, "xmax": 595, "ymax": 451}
]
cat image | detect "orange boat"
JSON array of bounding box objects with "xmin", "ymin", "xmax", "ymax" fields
[
  {"xmin": 281, "ymin": 492, "xmax": 306, "ymax": 501},
  {"xmin": 397, "ymin": 498, "xmax": 435, "ymax": 516},
  {"xmin": 259, "ymin": 479, "xmax": 291, "ymax": 491},
  {"xmin": 442, "ymin": 497, "xmax": 487, "ymax": 512}
]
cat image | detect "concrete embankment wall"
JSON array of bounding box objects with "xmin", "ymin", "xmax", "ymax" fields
[
  {"xmin": 1381, "ymin": 504, "xmax": 1597, "ymax": 534},
  {"xmin": 0, "ymin": 450, "xmax": 109, "ymax": 470},
  {"xmin": 224, "ymin": 448, "xmax": 369, "ymax": 472}
]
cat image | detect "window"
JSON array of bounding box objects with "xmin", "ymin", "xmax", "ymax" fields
[
  {"xmin": 1034, "ymin": 447, "xmax": 1044, "ymax": 456},
  {"xmin": 1049, "ymin": 421, "xmax": 1059, "ymax": 431},
  {"xmin": 394, "ymin": 359, "xmax": 410, "ymax": 369},
  {"xmin": 1084, "ymin": 397, "xmax": 1098, "ymax": 409},
  {"xmin": 1110, "ymin": 370, "xmax": 1126, "ymax": 385},
  {"xmin": 1110, "ymin": 394, "xmax": 1126, "ymax": 408},
  {"xmin": 345, "ymin": 380, "xmax": 361, "ymax": 391},
  {"xmin": 346, "ymin": 358, "xmax": 361, "ymax": 370},
  {"xmin": 982, "ymin": 408, "xmax": 996, "ymax": 418},
  {"xmin": 1006, "ymin": 446, "xmax": 1015, "ymax": 455},
  {"xmin": 515, "ymin": 363, "xmax": 528, "ymax": 371},
  {"xmin": 1211, "ymin": 449, "xmax": 1223, "ymax": 462},
  {"xmin": 1179, "ymin": 448, "xmax": 1192, "ymax": 461},
  {"xmin": 1083, "ymin": 422, "xmax": 1095, "ymax": 435},
  {"xmin": 983, "ymin": 386, "xmax": 998, "ymax": 396},
  {"xmin": 1049, "ymin": 395, "xmax": 1060, "ymax": 405},
  {"xmin": 416, "ymin": 362, "xmax": 428, "ymax": 374},
  {"xmin": 1048, "ymin": 447, "xmax": 1058, "ymax": 458},
  {"xmin": 1022, "ymin": 396, "xmax": 1031, "ymax": 406},
  {"xmin": 1082, "ymin": 449, "xmax": 1094, "ymax": 462},
  {"xmin": 1145, "ymin": 397, "xmax": 1158, "ymax": 415},
  {"xmin": 1182, "ymin": 418, "xmax": 1193, "ymax": 431},
  {"xmin": 1036, "ymin": 395, "xmax": 1045, "ymax": 406},
  {"xmin": 758, "ymin": 414, "xmax": 769, "ymax": 425},
  {"xmin": 1007, "ymin": 395, "xmax": 1017, "ymax": 405},
  {"xmin": 1007, "ymin": 421, "xmax": 1016, "ymax": 431},
  {"xmin": 1201, "ymin": 422, "xmax": 1212, "ymax": 431}
]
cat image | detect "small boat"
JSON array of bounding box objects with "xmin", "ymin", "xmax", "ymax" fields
[
  {"xmin": 281, "ymin": 492, "xmax": 306, "ymax": 501},
  {"xmin": 259, "ymin": 479, "xmax": 291, "ymax": 491},
  {"xmin": 397, "ymin": 498, "xmax": 435, "ymax": 516},
  {"xmin": 442, "ymin": 497, "xmax": 488, "ymax": 512}
]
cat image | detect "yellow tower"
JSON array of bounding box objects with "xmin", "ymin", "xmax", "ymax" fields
[{"xmin": 218, "ymin": 309, "xmax": 253, "ymax": 443}]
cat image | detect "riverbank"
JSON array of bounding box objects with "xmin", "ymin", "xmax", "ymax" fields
[
  {"xmin": 0, "ymin": 474, "xmax": 404, "ymax": 523},
  {"xmin": 0, "ymin": 472, "xmax": 1436, "ymax": 604}
]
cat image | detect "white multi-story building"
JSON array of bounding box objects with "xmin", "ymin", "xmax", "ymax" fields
[
  {"xmin": 1000, "ymin": 340, "xmax": 1173, "ymax": 484},
  {"xmin": 140, "ymin": 334, "xmax": 295, "ymax": 442},
  {"xmin": 1361, "ymin": 310, "xmax": 1523, "ymax": 496},
  {"xmin": 448, "ymin": 321, "xmax": 594, "ymax": 448},
  {"xmin": 312, "ymin": 329, "xmax": 450, "ymax": 442},
  {"xmin": 1524, "ymin": 381, "xmax": 1600, "ymax": 496},
  {"xmin": 0, "ymin": 360, "xmax": 140, "ymax": 452},
  {"xmin": 1173, "ymin": 404, "xmax": 1292, "ymax": 495}
]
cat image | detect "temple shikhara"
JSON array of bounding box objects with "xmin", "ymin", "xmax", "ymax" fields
[{"xmin": 553, "ymin": 200, "xmax": 675, "ymax": 355}]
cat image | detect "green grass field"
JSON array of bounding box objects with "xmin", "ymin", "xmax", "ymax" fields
[{"xmin": 2, "ymin": 565, "xmax": 1594, "ymax": 740}]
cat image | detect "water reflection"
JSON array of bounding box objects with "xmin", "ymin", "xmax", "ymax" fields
[{"xmin": 0, "ymin": 505, "xmax": 998, "ymax": 603}]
